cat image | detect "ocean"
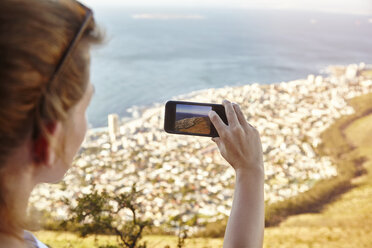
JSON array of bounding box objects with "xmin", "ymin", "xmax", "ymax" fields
[{"xmin": 87, "ymin": 7, "xmax": 372, "ymax": 127}]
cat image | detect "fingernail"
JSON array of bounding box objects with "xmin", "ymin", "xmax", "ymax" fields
[{"xmin": 208, "ymin": 111, "xmax": 214, "ymax": 117}]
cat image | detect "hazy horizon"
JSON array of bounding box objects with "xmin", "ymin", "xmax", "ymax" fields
[{"xmin": 81, "ymin": 0, "xmax": 372, "ymax": 16}]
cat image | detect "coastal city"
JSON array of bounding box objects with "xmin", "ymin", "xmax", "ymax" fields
[{"xmin": 29, "ymin": 63, "xmax": 372, "ymax": 232}]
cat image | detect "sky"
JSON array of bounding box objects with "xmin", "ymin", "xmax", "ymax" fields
[
  {"xmin": 81, "ymin": 0, "xmax": 372, "ymax": 15},
  {"xmin": 176, "ymin": 104, "xmax": 212, "ymax": 115}
]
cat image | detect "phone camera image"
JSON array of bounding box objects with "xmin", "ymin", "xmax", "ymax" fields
[
  {"xmin": 164, "ymin": 100, "xmax": 227, "ymax": 137},
  {"xmin": 175, "ymin": 104, "xmax": 212, "ymax": 135}
]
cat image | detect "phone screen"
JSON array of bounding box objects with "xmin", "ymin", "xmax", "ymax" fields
[
  {"xmin": 175, "ymin": 104, "xmax": 212, "ymax": 135},
  {"xmin": 164, "ymin": 101, "xmax": 228, "ymax": 137}
]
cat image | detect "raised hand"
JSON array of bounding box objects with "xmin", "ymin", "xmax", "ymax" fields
[{"xmin": 208, "ymin": 100, "xmax": 264, "ymax": 175}]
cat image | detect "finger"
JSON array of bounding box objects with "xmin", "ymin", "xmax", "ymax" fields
[
  {"xmin": 232, "ymin": 103, "xmax": 250, "ymax": 130},
  {"xmin": 247, "ymin": 122, "xmax": 257, "ymax": 132},
  {"xmin": 208, "ymin": 111, "xmax": 226, "ymax": 137},
  {"xmin": 223, "ymin": 100, "xmax": 239, "ymax": 127},
  {"xmin": 212, "ymin": 137, "xmax": 223, "ymax": 149}
]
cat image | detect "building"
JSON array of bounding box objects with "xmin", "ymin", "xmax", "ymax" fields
[{"xmin": 108, "ymin": 114, "xmax": 119, "ymax": 141}]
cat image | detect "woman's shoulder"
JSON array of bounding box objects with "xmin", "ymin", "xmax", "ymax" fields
[{"xmin": 24, "ymin": 231, "xmax": 49, "ymax": 248}]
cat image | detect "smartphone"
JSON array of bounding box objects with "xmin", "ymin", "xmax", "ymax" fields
[{"xmin": 164, "ymin": 100, "xmax": 228, "ymax": 137}]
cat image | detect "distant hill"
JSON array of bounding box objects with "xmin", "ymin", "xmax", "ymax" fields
[{"xmin": 175, "ymin": 116, "xmax": 211, "ymax": 135}]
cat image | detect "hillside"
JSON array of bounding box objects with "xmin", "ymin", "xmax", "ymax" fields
[
  {"xmin": 264, "ymin": 92, "xmax": 372, "ymax": 247},
  {"xmin": 176, "ymin": 116, "xmax": 211, "ymax": 135}
]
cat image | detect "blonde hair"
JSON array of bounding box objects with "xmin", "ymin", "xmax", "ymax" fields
[{"xmin": 0, "ymin": 0, "xmax": 103, "ymax": 237}]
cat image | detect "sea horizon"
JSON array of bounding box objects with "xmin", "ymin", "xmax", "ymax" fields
[{"xmin": 87, "ymin": 7, "xmax": 372, "ymax": 127}]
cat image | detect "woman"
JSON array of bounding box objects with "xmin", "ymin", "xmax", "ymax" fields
[{"xmin": 0, "ymin": 0, "xmax": 264, "ymax": 247}]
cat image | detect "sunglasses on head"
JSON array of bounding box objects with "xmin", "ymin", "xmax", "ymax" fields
[{"xmin": 48, "ymin": 1, "xmax": 92, "ymax": 84}]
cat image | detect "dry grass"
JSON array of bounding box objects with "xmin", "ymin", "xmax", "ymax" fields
[
  {"xmin": 361, "ymin": 69, "xmax": 372, "ymax": 79},
  {"xmin": 35, "ymin": 230, "xmax": 224, "ymax": 248},
  {"xmin": 263, "ymin": 93, "xmax": 372, "ymax": 248}
]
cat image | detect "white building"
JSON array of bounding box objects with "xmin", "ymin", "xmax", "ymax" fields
[{"xmin": 108, "ymin": 114, "xmax": 119, "ymax": 141}]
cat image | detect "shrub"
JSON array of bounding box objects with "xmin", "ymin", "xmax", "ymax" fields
[{"xmin": 62, "ymin": 184, "xmax": 152, "ymax": 248}]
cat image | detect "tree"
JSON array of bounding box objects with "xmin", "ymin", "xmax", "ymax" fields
[{"xmin": 62, "ymin": 184, "xmax": 152, "ymax": 248}]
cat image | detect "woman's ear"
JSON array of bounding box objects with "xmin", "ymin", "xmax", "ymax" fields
[{"xmin": 32, "ymin": 122, "xmax": 62, "ymax": 167}]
